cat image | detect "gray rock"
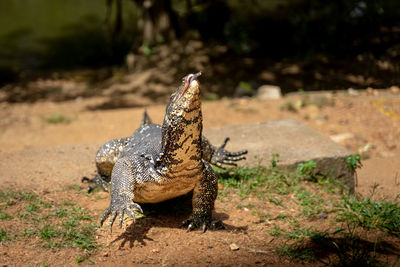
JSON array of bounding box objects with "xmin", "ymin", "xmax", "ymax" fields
[
  {"xmin": 257, "ymin": 85, "xmax": 282, "ymax": 100},
  {"xmin": 204, "ymin": 119, "xmax": 354, "ymax": 191}
]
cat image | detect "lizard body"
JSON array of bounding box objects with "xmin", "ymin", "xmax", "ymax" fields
[{"xmin": 84, "ymin": 72, "xmax": 247, "ymax": 231}]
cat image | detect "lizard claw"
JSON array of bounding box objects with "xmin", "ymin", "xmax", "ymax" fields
[
  {"xmin": 182, "ymin": 218, "xmax": 224, "ymax": 232},
  {"xmin": 100, "ymin": 198, "xmax": 143, "ymax": 232},
  {"xmin": 186, "ymin": 223, "xmax": 195, "ymax": 232}
]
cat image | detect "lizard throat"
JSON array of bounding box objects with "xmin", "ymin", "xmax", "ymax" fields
[{"xmin": 160, "ymin": 103, "xmax": 203, "ymax": 170}]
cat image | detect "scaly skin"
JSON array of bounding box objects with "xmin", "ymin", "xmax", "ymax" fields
[{"xmin": 85, "ymin": 72, "xmax": 247, "ymax": 231}]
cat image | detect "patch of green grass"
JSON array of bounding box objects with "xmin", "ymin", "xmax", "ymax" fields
[
  {"xmin": 22, "ymin": 227, "xmax": 36, "ymax": 237},
  {"xmin": 62, "ymin": 200, "xmax": 75, "ymax": 206},
  {"xmin": 277, "ymin": 213, "xmax": 289, "ymax": 220},
  {"xmin": 0, "ymin": 211, "xmax": 12, "ymax": 220},
  {"xmin": 76, "ymin": 252, "xmax": 95, "ymax": 264},
  {"xmin": 68, "ymin": 184, "xmax": 82, "ymax": 192},
  {"xmin": 268, "ymin": 195, "xmax": 283, "ymax": 206},
  {"xmin": 346, "ymin": 154, "xmax": 363, "ymax": 172},
  {"xmin": 43, "ymin": 113, "xmax": 71, "ymax": 124},
  {"xmin": 335, "ymin": 191, "xmax": 400, "ymax": 236},
  {"xmin": 217, "ymin": 154, "xmax": 400, "ymax": 265},
  {"xmin": 0, "ymin": 228, "xmax": 10, "ymax": 242},
  {"xmin": 252, "ymin": 209, "xmax": 271, "ymax": 223},
  {"xmin": 0, "ymin": 190, "xmax": 38, "ymax": 206},
  {"xmin": 280, "ymin": 102, "xmax": 298, "ymax": 112},
  {"xmin": 294, "ymin": 188, "xmax": 326, "ymax": 217},
  {"xmin": 296, "ymin": 160, "xmax": 317, "ymax": 181},
  {"xmin": 269, "ymin": 225, "xmax": 283, "ymax": 237},
  {"xmin": 0, "ymin": 189, "xmax": 99, "ymax": 255},
  {"xmin": 26, "ymin": 203, "xmax": 40, "ymax": 212},
  {"xmin": 55, "ymin": 208, "xmax": 68, "ymax": 218},
  {"xmin": 276, "ymin": 244, "xmax": 314, "ymax": 261},
  {"xmin": 39, "ymin": 224, "xmax": 60, "ymax": 240},
  {"xmin": 216, "ymin": 166, "xmax": 269, "ymax": 197}
]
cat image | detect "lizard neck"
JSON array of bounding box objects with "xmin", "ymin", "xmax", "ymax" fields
[{"xmin": 159, "ymin": 94, "xmax": 203, "ymax": 174}]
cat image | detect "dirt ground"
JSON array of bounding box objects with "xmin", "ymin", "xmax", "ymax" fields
[{"xmin": 0, "ymin": 86, "xmax": 400, "ymax": 266}]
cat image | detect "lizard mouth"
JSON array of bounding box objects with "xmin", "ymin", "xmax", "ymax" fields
[{"xmin": 178, "ymin": 71, "xmax": 202, "ymax": 100}]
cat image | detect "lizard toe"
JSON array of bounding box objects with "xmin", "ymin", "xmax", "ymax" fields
[
  {"xmin": 186, "ymin": 223, "xmax": 195, "ymax": 232},
  {"xmin": 118, "ymin": 209, "xmax": 125, "ymax": 228},
  {"xmin": 109, "ymin": 210, "xmax": 118, "ymax": 232},
  {"xmin": 100, "ymin": 208, "xmax": 111, "ymax": 226}
]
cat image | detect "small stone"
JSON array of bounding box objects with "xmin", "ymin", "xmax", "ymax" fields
[
  {"xmin": 330, "ymin": 133, "xmax": 354, "ymax": 143},
  {"xmin": 366, "ymin": 87, "xmax": 379, "ymax": 96},
  {"xmin": 358, "ymin": 143, "xmax": 373, "ymax": 154},
  {"xmin": 390, "ymin": 85, "xmax": 400, "ymax": 94},
  {"xmin": 230, "ymin": 243, "xmax": 240, "ymax": 251},
  {"xmin": 103, "ymin": 252, "xmax": 109, "ymax": 257},
  {"xmin": 152, "ymin": 249, "xmax": 160, "ymax": 253},
  {"xmin": 257, "ymin": 85, "xmax": 282, "ymax": 100},
  {"xmin": 319, "ymin": 213, "xmax": 328, "ymax": 219},
  {"xmin": 347, "ymin": 88, "xmax": 359, "ymax": 96}
]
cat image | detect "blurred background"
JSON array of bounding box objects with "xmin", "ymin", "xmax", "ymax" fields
[{"xmin": 1, "ymin": 0, "xmax": 399, "ymax": 105}]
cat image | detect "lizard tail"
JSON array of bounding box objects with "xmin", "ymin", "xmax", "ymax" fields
[{"xmin": 141, "ymin": 108, "xmax": 152, "ymax": 125}]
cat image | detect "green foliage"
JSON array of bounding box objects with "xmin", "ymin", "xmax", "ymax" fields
[
  {"xmin": 276, "ymin": 244, "xmax": 314, "ymax": 261},
  {"xmin": 0, "ymin": 228, "xmax": 10, "ymax": 242},
  {"xmin": 0, "ymin": 211, "xmax": 12, "ymax": 220},
  {"xmin": 269, "ymin": 153, "xmax": 279, "ymax": 170},
  {"xmin": 296, "ymin": 160, "xmax": 317, "ymax": 180},
  {"xmin": 215, "ymin": 166, "xmax": 268, "ymax": 197},
  {"xmin": 346, "ymin": 154, "xmax": 363, "ymax": 172},
  {"xmin": 335, "ymin": 192, "xmax": 400, "ymax": 236},
  {"xmin": 0, "ymin": 189, "xmax": 99, "ymax": 253},
  {"xmin": 268, "ymin": 196, "xmax": 283, "ymax": 206},
  {"xmin": 280, "ymin": 102, "xmax": 298, "ymax": 113},
  {"xmin": 44, "ymin": 113, "xmax": 71, "ymax": 124},
  {"xmin": 238, "ymin": 81, "xmax": 253, "ymax": 94},
  {"xmin": 39, "ymin": 224, "xmax": 60, "ymax": 240},
  {"xmin": 216, "ymin": 154, "xmax": 399, "ymax": 264},
  {"xmin": 141, "ymin": 42, "xmax": 153, "ymax": 57}
]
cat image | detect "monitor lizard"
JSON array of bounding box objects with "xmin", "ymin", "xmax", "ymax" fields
[{"xmin": 83, "ymin": 72, "xmax": 247, "ymax": 232}]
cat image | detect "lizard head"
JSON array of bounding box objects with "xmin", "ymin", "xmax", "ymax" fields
[
  {"xmin": 166, "ymin": 72, "xmax": 202, "ymax": 121},
  {"xmin": 174, "ymin": 71, "xmax": 202, "ymax": 103}
]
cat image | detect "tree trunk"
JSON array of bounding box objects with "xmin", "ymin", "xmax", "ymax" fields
[{"xmin": 135, "ymin": 0, "xmax": 178, "ymax": 45}]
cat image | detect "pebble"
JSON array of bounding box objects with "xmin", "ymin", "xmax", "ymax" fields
[
  {"xmin": 329, "ymin": 133, "xmax": 354, "ymax": 143},
  {"xmin": 347, "ymin": 88, "xmax": 359, "ymax": 96},
  {"xmin": 390, "ymin": 85, "xmax": 399, "ymax": 94},
  {"xmin": 257, "ymin": 85, "xmax": 282, "ymax": 100},
  {"xmin": 229, "ymin": 243, "xmax": 240, "ymax": 251},
  {"xmin": 318, "ymin": 213, "xmax": 328, "ymax": 219}
]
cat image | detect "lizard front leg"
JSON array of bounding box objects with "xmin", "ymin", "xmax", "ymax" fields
[
  {"xmin": 202, "ymin": 137, "xmax": 247, "ymax": 168},
  {"xmin": 100, "ymin": 156, "xmax": 143, "ymax": 231},
  {"xmin": 183, "ymin": 162, "xmax": 218, "ymax": 232}
]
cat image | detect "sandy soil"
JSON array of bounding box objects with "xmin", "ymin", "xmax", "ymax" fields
[{"xmin": 0, "ymin": 88, "xmax": 399, "ymax": 266}]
